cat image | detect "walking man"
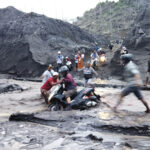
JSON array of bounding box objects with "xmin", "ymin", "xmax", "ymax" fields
[{"xmin": 114, "ymin": 54, "xmax": 150, "ymax": 113}]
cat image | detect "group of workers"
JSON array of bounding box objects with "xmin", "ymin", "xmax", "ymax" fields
[{"xmin": 40, "ymin": 46, "xmax": 150, "ymax": 113}]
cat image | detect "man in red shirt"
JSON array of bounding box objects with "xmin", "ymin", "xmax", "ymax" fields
[{"xmin": 41, "ymin": 72, "xmax": 60, "ymax": 104}]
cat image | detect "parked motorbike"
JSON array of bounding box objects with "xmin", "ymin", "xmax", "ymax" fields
[
  {"xmin": 65, "ymin": 57, "xmax": 73, "ymax": 71},
  {"xmin": 48, "ymin": 84, "xmax": 101, "ymax": 111},
  {"xmin": 66, "ymin": 60, "xmax": 72, "ymax": 71}
]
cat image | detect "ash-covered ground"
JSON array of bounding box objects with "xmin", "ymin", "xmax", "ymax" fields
[{"xmin": 0, "ymin": 78, "xmax": 150, "ymax": 150}]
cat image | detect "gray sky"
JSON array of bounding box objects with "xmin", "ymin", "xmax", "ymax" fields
[{"xmin": 0, "ymin": 0, "xmax": 119, "ymax": 21}]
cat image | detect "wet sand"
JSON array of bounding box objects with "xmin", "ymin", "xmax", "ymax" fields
[
  {"xmin": 0, "ymin": 78, "xmax": 150, "ymax": 150},
  {"xmin": 0, "ymin": 79, "xmax": 47, "ymax": 122}
]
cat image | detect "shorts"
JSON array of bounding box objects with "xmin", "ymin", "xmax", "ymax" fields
[
  {"xmin": 121, "ymin": 86, "xmax": 143, "ymax": 100},
  {"xmin": 63, "ymin": 88, "xmax": 77, "ymax": 98},
  {"xmin": 146, "ymin": 72, "xmax": 150, "ymax": 78},
  {"xmin": 41, "ymin": 88, "xmax": 49, "ymax": 104}
]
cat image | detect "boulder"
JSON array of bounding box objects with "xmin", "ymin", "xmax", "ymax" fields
[
  {"xmin": 109, "ymin": 50, "xmax": 123, "ymax": 77},
  {"xmin": 0, "ymin": 83, "xmax": 23, "ymax": 93},
  {"xmin": 124, "ymin": 4, "xmax": 150, "ymax": 50},
  {"xmin": 74, "ymin": 0, "xmax": 140, "ymax": 40},
  {"xmin": 0, "ymin": 7, "xmax": 108, "ymax": 77}
]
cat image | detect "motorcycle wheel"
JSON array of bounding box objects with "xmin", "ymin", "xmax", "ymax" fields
[{"xmin": 48, "ymin": 103, "xmax": 63, "ymax": 111}]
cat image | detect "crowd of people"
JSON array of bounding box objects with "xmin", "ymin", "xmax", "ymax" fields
[
  {"xmin": 40, "ymin": 46, "xmax": 150, "ymax": 113},
  {"xmin": 40, "ymin": 46, "xmax": 104, "ymax": 105}
]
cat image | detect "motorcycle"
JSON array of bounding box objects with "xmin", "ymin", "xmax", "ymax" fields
[
  {"xmin": 65, "ymin": 57, "xmax": 73, "ymax": 71},
  {"xmin": 99, "ymin": 54, "xmax": 107, "ymax": 63},
  {"xmin": 48, "ymin": 84, "xmax": 101, "ymax": 111},
  {"xmin": 66, "ymin": 60, "xmax": 72, "ymax": 71}
]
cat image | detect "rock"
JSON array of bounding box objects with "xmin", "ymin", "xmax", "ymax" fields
[
  {"xmin": 124, "ymin": 4, "xmax": 150, "ymax": 50},
  {"xmin": 0, "ymin": 83, "xmax": 23, "ymax": 93},
  {"xmin": 9, "ymin": 113, "xmax": 34, "ymax": 121},
  {"xmin": 0, "ymin": 7, "xmax": 108, "ymax": 77},
  {"xmin": 74, "ymin": 0, "xmax": 141, "ymax": 40},
  {"xmin": 109, "ymin": 50, "xmax": 124, "ymax": 77},
  {"xmin": 0, "ymin": 6, "xmax": 24, "ymax": 25},
  {"xmin": 87, "ymin": 134, "xmax": 103, "ymax": 142}
]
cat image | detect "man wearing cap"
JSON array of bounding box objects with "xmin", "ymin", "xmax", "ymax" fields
[
  {"xmin": 56, "ymin": 51, "xmax": 64, "ymax": 71},
  {"xmin": 41, "ymin": 64, "xmax": 55, "ymax": 84},
  {"xmin": 41, "ymin": 72, "xmax": 60, "ymax": 104}
]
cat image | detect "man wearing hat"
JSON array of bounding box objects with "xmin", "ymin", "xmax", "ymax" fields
[
  {"xmin": 41, "ymin": 64, "xmax": 54, "ymax": 84},
  {"xmin": 41, "ymin": 72, "xmax": 60, "ymax": 104}
]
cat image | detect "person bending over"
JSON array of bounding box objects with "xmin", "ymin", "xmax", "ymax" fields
[{"xmin": 41, "ymin": 72, "xmax": 60, "ymax": 104}]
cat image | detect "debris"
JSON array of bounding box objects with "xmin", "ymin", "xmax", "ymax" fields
[
  {"xmin": 87, "ymin": 134, "xmax": 103, "ymax": 142},
  {"xmin": 0, "ymin": 83, "xmax": 23, "ymax": 94}
]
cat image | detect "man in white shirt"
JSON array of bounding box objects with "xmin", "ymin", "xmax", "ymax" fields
[{"xmin": 41, "ymin": 64, "xmax": 55, "ymax": 84}]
